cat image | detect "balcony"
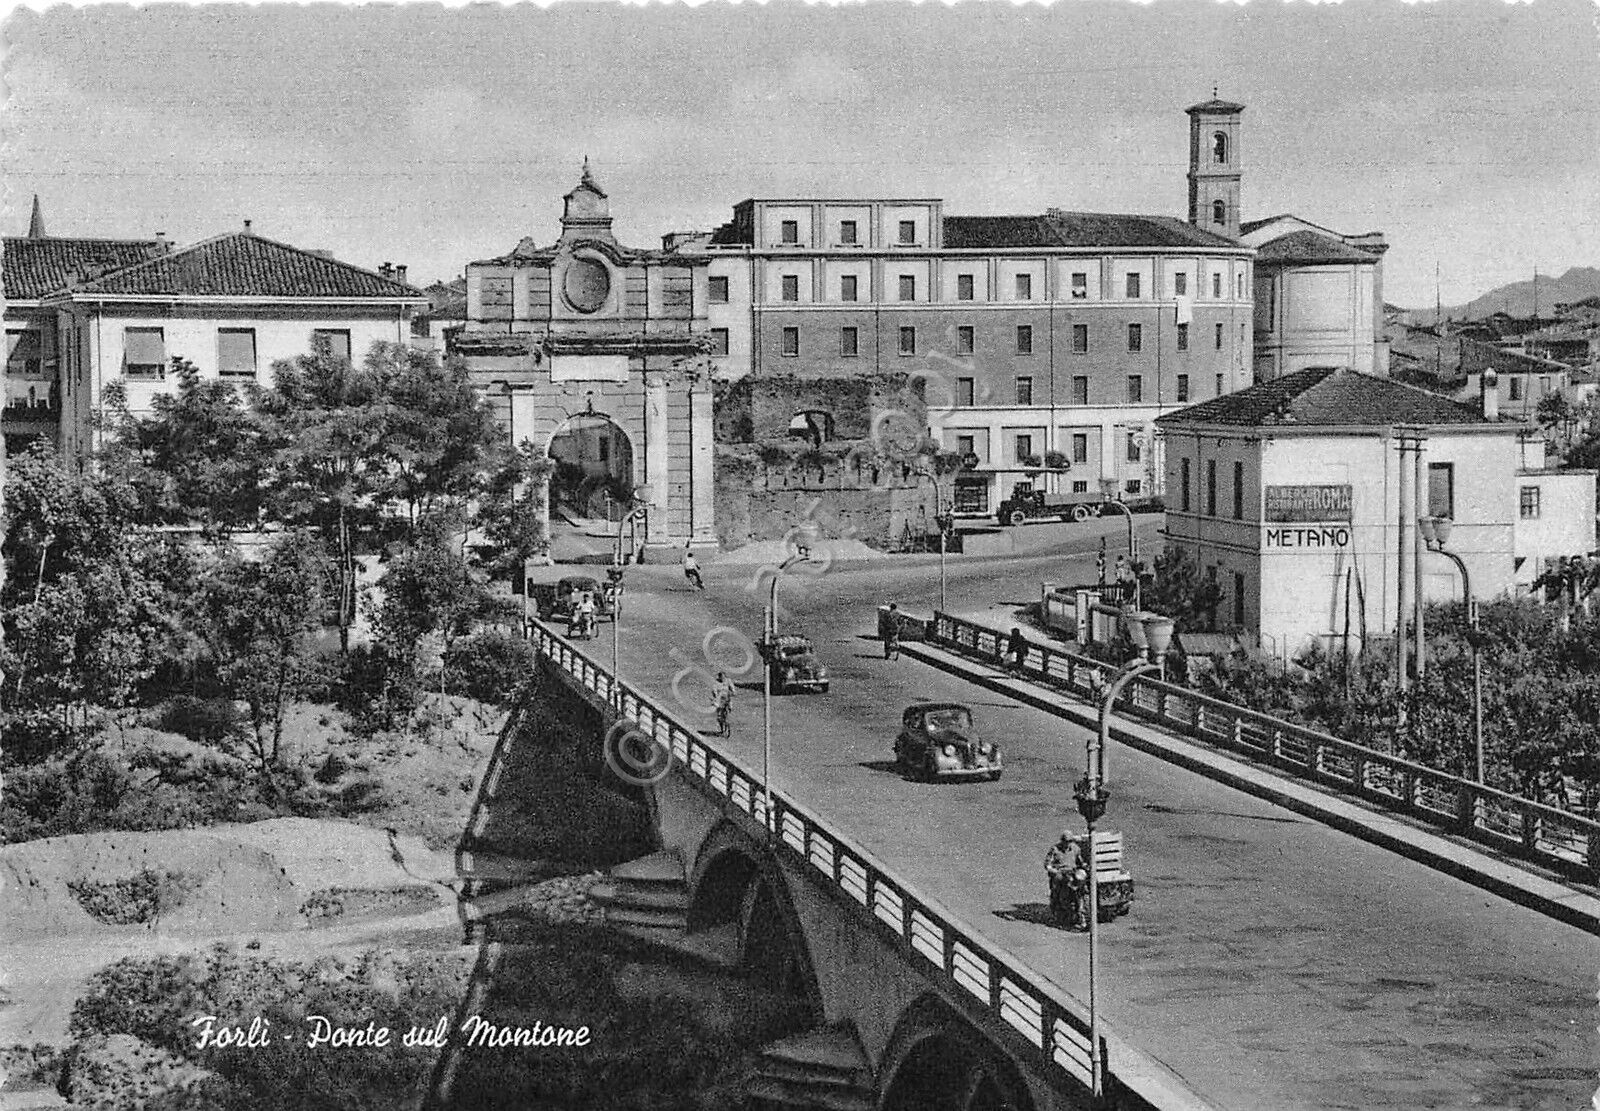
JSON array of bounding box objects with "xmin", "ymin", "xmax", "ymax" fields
[{"xmin": 3, "ymin": 396, "xmax": 60, "ymax": 422}]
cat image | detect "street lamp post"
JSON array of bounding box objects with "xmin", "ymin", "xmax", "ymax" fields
[
  {"xmin": 1099, "ymin": 478, "xmax": 1139, "ymax": 610},
  {"xmin": 1419, "ymin": 515, "xmax": 1484, "ymax": 784},
  {"xmin": 916, "ymin": 467, "xmax": 952, "ymax": 613},
  {"xmin": 763, "ymin": 549, "xmax": 810, "ymax": 833},
  {"xmin": 608, "ymin": 498, "xmax": 647, "ymax": 706},
  {"xmin": 1076, "ymin": 614, "xmax": 1171, "ymax": 1101}
]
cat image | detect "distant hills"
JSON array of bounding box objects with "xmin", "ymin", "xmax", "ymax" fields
[{"xmin": 1409, "ymin": 266, "xmax": 1600, "ymax": 324}]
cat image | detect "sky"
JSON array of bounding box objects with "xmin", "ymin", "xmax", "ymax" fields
[{"xmin": 3, "ymin": 0, "xmax": 1597, "ymax": 307}]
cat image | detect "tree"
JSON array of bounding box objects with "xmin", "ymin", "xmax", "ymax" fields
[
  {"xmin": 190, "ymin": 535, "xmax": 330, "ymax": 792},
  {"xmin": 108, "ymin": 357, "xmax": 269, "ymax": 537},
  {"xmin": 375, "ymin": 517, "xmax": 507, "ymax": 696},
  {"xmin": 2, "ymin": 444, "xmax": 182, "ymax": 732},
  {"xmin": 1142, "ymin": 544, "xmax": 1224, "ymax": 631},
  {"xmin": 1536, "ymin": 391, "xmax": 1572, "ymax": 434},
  {"xmin": 256, "ymin": 341, "xmax": 507, "ymax": 651},
  {"xmin": 376, "ymin": 345, "xmax": 504, "ymax": 531},
  {"xmin": 480, "ymin": 444, "xmax": 554, "ymax": 579},
  {"xmin": 256, "ymin": 342, "xmax": 395, "ymax": 652}
]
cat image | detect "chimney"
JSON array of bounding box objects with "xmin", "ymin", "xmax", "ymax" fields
[
  {"xmin": 1482, "ymin": 367, "xmax": 1499, "ymax": 421},
  {"xmin": 395, "ymin": 264, "xmax": 407, "ymax": 285},
  {"xmin": 378, "ymin": 262, "xmax": 393, "ymax": 280},
  {"xmin": 243, "ymin": 219, "xmax": 253, "ymax": 234},
  {"xmin": 154, "ymin": 231, "xmax": 169, "ymax": 251}
]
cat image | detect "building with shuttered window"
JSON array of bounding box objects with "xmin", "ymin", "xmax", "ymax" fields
[{"xmin": 36, "ymin": 223, "xmax": 424, "ymax": 463}]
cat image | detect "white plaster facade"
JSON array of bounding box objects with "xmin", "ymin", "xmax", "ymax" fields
[{"xmin": 1158, "ymin": 370, "xmax": 1596, "ymax": 657}]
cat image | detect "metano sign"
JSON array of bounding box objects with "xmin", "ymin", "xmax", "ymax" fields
[
  {"xmin": 1264, "ymin": 525, "xmax": 1351, "ymax": 548},
  {"xmin": 1264, "ymin": 484, "xmax": 1353, "ymax": 522}
]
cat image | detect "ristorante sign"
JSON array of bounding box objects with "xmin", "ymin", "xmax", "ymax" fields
[{"xmin": 1264, "ymin": 484, "xmax": 1352, "ymax": 523}]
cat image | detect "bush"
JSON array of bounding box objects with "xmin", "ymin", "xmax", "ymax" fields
[
  {"xmin": 443, "ymin": 629, "xmax": 536, "ymax": 705},
  {"xmin": 334, "ymin": 643, "xmax": 421, "ymax": 735},
  {"xmin": 1, "ymin": 746, "xmax": 262, "ymax": 842},
  {"xmin": 70, "ymin": 945, "xmax": 471, "ymax": 1110},
  {"xmin": 158, "ymin": 696, "xmax": 243, "ymax": 746},
  {"xmin": 0, "ymin": 708, "xmax": 95, "ymax": 766},
  {"xmin": 68, "ymin": 869, "xmax": 201, "ymax": 925}
]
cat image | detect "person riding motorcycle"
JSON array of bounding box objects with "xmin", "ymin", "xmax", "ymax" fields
[
  {"xmin": 574, "ymin": 592, "xmax": 597, "ymax": 638},
  {"xmin": 1044, "ymin": 831, "xmax": 1091, "ymax": 931}
]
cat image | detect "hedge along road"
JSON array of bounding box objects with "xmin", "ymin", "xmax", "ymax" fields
[{"xmin": 567, "ymin": 536, "xmax": 1599, "ymax": 1111}]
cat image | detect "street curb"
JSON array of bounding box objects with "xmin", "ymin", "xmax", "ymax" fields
[{"xmin": 901, "ymin": 642, "xmax": 1600, "ymax": 938}]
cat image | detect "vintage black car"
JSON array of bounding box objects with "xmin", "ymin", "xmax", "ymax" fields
[
  {"xmin": 763, "ymin": 633, "xmax": 829, "ymax": 694},
  {"xmin": 894, "ymin": 702, "xmax": 1002, "ymax": 781}
]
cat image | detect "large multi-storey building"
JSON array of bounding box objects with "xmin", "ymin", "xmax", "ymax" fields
[{"xmin": 678, "ymin": 100, "xmax": 1257, "ymax": 516}]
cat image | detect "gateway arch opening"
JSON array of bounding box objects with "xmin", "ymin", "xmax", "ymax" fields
[{"xmin": 547, "ymin": 413, "xmax": 635, "ymax": 519}]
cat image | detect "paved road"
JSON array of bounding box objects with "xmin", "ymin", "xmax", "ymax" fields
[{"xmin": 568, "ymin": 525, "xmax": 1598, "ymax": 1111}]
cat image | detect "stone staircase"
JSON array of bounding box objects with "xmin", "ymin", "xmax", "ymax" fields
[
  {"xmin": 588, "ymin": 849, "xmax": 690, "ymax": 929},
  {"xmin": 744, "ymin": 1023, "xmax": 875, "ymax": 1111}
]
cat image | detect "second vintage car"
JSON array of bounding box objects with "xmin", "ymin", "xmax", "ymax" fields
[
  {"xmin": 763, "ymin": 633, "xmax": 830, "ymax": 694},
  {"xmin": 894, "ymin": 702, "xmax": 1002, "ymax": 781}
]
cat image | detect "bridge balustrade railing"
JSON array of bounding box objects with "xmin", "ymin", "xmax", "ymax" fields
[
  {"xmin": 927, "ymin": 611, "xmax": 1600, "ymax": 885},
  {"xmin": 527, "ymin": 621, "xmax": 1143, "ymax": 1107}
]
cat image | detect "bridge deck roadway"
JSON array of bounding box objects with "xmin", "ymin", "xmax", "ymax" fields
[{"xmin": 572, "ymin": 530, "xmax": 1597, "ymax": 1111}]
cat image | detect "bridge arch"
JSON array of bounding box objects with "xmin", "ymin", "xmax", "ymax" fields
[
  {"xmin": 687, "ymin": 822, "xmax": 825, "ymax": 1023},
  {"xmin": 879, "ymin": 994, "xmax": 1038, "ymax": 1111}
]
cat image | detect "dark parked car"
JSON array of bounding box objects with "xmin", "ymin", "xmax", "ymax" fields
[
  {"xmin": 763, "ymin": 633, "xmax": 829, "ymax": 694},
  {"xmin": 893, "ymin": 702, "xmax": 1002, "ymax": 781}
]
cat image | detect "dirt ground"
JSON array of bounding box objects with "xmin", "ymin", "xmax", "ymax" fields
[{"xmin": 0, "ymin": 696, "xmax": 509, "ymax": 1052}]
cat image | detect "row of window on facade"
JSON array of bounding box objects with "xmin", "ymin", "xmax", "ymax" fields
[
  {"xmin": 774, "ymin": 217, "xmax": 921, "ymax": 247},
  {"xmin": 710, "ymin": 269, "xmax": 1246, "ymax": 304},
  {"xmin": 735, "ymin": 320, "xmax": 1244, "ymax": 359},
  {"xmin": 944, "ymin": 372, "xmax": 1223, "ymax": 408},
  {"xmin": 1172, "ymin": 459, "xmax": 1483, "ymax": 523},
  {"xmin": 953, "ymin": 430, "xmax": 1145, "ymax": 467},
  {"xmin": 113, "ymin": 327, "xmax": 353, "ymax": 379}
]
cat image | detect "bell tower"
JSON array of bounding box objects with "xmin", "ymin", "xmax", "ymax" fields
[{"xmin": 1187, "ymin": 95, "xmax": 1244, "ymax": 240}]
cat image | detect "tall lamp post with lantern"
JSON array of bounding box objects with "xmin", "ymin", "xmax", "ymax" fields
[
  {"xmin": 762, "ymin": 547, "xmax": 811, "ymax": 832},
  {"xmin": 607, "ymin": 489, "xmax": 649, "ymax": 706},
  {"xmin": 1099, "ymin": 478, "xmax": 1139, "ymax": 610},
  {"xmin": 1076, "ymin": 610, "xmax": 1172, "ymax": 1100},
  {"xmin": 1418, "ymin": 515, "xmax": 1485, "ymax": 784}
]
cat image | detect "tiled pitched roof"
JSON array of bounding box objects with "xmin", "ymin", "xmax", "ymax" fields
[
  {"xmin": 66, "ymin": 232, "xmax": 422, "ymax": 299},
  {"xmin": 1186, "ymin": 99, "xmax": 1246, "ymax": 114},
  {"xmin": 1254, "ymin": 230, "xmax": 1378, "ymax": 266},
  {"xmin": 2, "ymin": 236, "xmax": 165, "ymax": 300},
  {"xmin": 1156, "ymin": 367, "xmax": 1498, "ymax": 429},
  {"xmin": 943, "ymin": 212, "xmax": 1238, "ymax": 250}
]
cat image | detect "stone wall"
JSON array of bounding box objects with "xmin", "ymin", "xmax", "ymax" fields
[
  {"xmin": 713, "ymin": 444, "xmax": 938, "ymax": 550},
  {"xmin": 711, "ymin": 372, "xmax": 935, "ymax": 548},
  {"xmin": 714, "ymin": 372, "xmax": 927, "ymax": 445}
]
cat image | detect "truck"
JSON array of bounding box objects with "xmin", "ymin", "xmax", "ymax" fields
[{"xmin": 995, "ymin": 481, "xmax": 1102, "ymax": 526}]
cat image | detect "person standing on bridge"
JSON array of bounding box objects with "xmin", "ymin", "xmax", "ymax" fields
[
  {"xmin": 710, "ymin": 671, "xmax": 735, "ymax": 737},
  {"xmin": 1007, "ymin": 626, "xmax": 1028, "ymax": 673}
]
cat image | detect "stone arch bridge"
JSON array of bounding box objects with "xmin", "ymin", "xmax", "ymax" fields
[{"xmin": 444, "ymin": 624, "xmax": 1206, "ymax": 1111}]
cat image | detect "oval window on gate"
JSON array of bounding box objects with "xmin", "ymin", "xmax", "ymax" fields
[{"xmin": 564, "ymin": 256, "xmax": 611, "ymax": 314}]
